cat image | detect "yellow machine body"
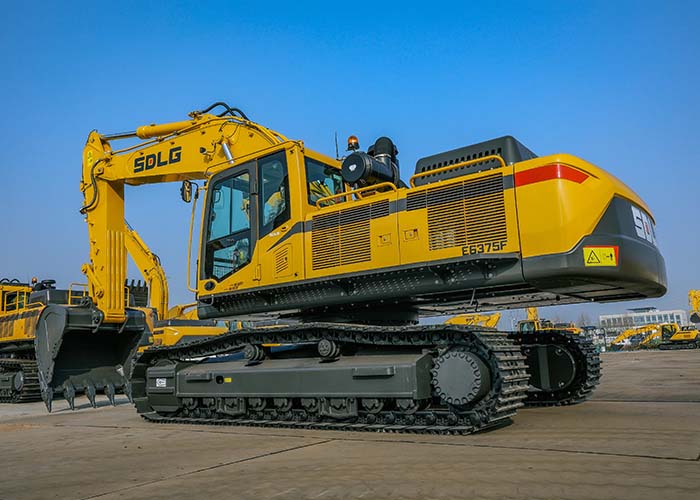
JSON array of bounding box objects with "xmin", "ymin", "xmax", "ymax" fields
[
  {"xmin": 661, "ymin": 323, "xmax": 700, "ymax": 349},
  {"xmin": 195, "ymin": 145, "xmax": 665, "ymax": 321},
  {"xmin": 0, "ymin": 282, "xmax": 43, "ymax": 344}
]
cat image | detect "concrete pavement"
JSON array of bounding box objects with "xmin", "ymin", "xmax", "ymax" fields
[{"xmin": 0, "ymin": 350, "xmax": 698, "ymax": 500}]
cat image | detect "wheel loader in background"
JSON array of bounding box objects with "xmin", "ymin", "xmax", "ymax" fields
[{"xmin": 4, "ymin": 102, "xmax": 668, "ymax": 434}]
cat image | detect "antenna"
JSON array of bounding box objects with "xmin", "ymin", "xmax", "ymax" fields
[{"xmin": 334, "ymin": 132, "xmax": 340, "ymax": 160}]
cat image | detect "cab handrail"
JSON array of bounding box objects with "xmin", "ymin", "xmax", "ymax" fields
[
  {"xmin": 409, "ymin": 154, "xmax": 506, "ymax": 187},
  {"xmin": 315, "ymin": 182, "xmax": 397, "ymax": 208}
]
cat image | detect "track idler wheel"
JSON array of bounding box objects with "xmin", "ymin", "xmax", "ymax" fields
[
  {"xmin": 523, "ymin": 345, "xmax": 576, "ymax": 392},
  {"xmin": 431, "ymin": 348, "xmax": 491, "ymax": 408},
  {"xmin": 13, "ymin": 371, "xmax": 24, "ymax": 393}
]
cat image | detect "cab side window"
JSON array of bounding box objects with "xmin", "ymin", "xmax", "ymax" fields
[
  {"xmin": 204, "ymin": 172, "xmax": 251, "ymax": 280},
  {"xmin": 259, "ymin": 152, "xmax": 290, "ymax": 237},
  {"xmin": 305, "ymin": 158, "xmax": 344, "ymax": 206}
]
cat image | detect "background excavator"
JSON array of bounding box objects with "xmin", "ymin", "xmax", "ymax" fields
[
  {"xmin": 0, "ymin": 274, "xmax": 149, "ymax": 406},
  {"xmin": 610, "ymin": 323, "xmax": 676, "ymax": 350},
  {"xmin": 659, "ymin": 290, "xmax": 700, "ymax": 349},
  {"xmin": 4, "ymin": 102, "xmax": 668, "ymax": 435},
  {"xmin": 445, "ymin": 312, "xmax": 501, "ymax": 328},
  {"xmin": 0, "ymin": 220, "xmax": 223, "ymax": 407}
]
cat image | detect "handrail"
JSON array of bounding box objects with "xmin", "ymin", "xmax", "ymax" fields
[
  {"xmin": 315, "ymin": 182, "xmax": 397, "ymax": 208},
  {"xmin": 2, "ymin": 290, "xmax": 30, "ymax": 313},
  {"xmin": 68, "ymin": 282, "xmax": 89, "ymax": 305},
  {"xmin": 409, "ymin": 154, "xmax": 506, "ymax": 188}
]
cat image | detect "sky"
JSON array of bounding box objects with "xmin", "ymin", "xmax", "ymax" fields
[{"xmin": 1, "ymin": 1, "xmax": 698, "ymax": 326}]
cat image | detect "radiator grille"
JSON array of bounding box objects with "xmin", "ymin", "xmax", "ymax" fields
[
  {"xmin": 311, "ymin": 200, "xmax": 389, "ymax": 270},
  {"xmin": 407, "ymin": 174, "xmax": 507, "ymax": 251}
]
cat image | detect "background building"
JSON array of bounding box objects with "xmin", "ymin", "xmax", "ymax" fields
[
  {"xmin": 599, "ymin": 307, "xmax": 688, "ymax": 342},
  {"xmin": 600, "ymin": 307, "xmax": 688, "ymax": 329}
]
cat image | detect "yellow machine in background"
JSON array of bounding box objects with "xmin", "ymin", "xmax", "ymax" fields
[
  {"xmin": 0, "ymin": 222, "xmax": 224, "ymax": 408},
  {"xmin": 688, "ymin": 290, "xmax": 700, "ymax": 324},
  {"xmin": 445, "ymin": 312, "xmax": 501, "ymax": 328},
  {"xmin": 0, "ymin": 279, "xmax": 41, "ymax": 403},
  {"xmin": 657, "ymin": 290, "xmax": 700, "ymax": 349},
  {"xmin": 611, "ymin": 323, "xmax": 677, "ymax": 350},
  {"xmin": 659, "ymin": 324, "xmax": 700, "ymax": 350},
  {"xmin": 517, "ymin": 307, "xmax": 582, "ymax": 335}
]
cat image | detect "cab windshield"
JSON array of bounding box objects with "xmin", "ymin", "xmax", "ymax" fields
[{"xmin": 204, "ymin": 171, "xmax": 251, "ymax": 280}]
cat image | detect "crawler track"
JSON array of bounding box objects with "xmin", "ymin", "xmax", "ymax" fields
[
  {"xmin": 133, "ymin": 324, "xmax": 531, "ymax": 435},
  {"xmin": 510, "ymin": 330, "xmax": 601, "ymax": 406},
  {"xmin": 0, "ymin": 358, "xmax": 41, "ymax": 403},
  {"xmin": 133, "ymin": 325, "xmax": 602, "ymax": 434}
]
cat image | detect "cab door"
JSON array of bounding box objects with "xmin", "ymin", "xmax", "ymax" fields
[
  {"xmin": 254, "ymin": 149, "xmax": 304, "ymax": 286},
  {"xmin": 199, "ymin": 162, "xmax": 258, "ymax": 293}
]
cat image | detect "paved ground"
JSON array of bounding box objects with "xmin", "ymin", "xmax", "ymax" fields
[{"xmin": 0, "ymin": 350, "xmax": 698, "ymax": 500}]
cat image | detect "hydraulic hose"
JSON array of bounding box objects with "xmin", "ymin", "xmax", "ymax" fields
[
  {"xmin": 198, "ymin": 101, "xmax": 249, "ymax": 120},
  {"xmin": 79, "ymin": 158, "xmax": 104, "ymax": 214}
]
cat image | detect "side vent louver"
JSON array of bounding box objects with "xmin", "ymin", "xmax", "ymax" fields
[
  {"xmin": 407, "ymin": 173, "xmax": 507, "ymax": 251},
  {"xmin": 312, "ymin": 200, "xmax": 389, "ymax": 270},
  {"xmin": 274, "ymin": 245, "xmax": 290, "ymax": 277}
]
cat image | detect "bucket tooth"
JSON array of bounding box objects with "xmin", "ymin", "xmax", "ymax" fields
[
  {"xmin": 105, "ymin": 383, "xmax": 116, "ymax": 406},
  {"xmin": 85, "ymin": 382, "xmax": 97, "ymax": 408},
  {"xmin": 43, "ymin": 388, "xmax": 53, "ymax": 413},
  {"xmin": 63, "ymin": 383, "xmax": 76, "ymax": 410},
  {"xmin": 123, "ymin": 382, "xmax": 132, "ymax": 403}
]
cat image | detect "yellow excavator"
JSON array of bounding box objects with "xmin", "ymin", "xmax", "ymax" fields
[
  {"xmin": 0, "ymin": 275, "xmax": 149, "ymax": 405},
  {"xmin": 610, "ymin": 323, "xmax": 677, "ymax": 350},
  {"xmin": 658, "ymin": 291, "xmax": 700, "ymax": 349},
  {"xmin": 0, "ymin": 223, "xmax": 222, "ymax": 407},
  {"xmin": 4, "ymin": 102, "xmax": 668, "ymax": 434},
  {"xmin": 445, "ymin": 312, "xmax": 501, "ymax": 328}
]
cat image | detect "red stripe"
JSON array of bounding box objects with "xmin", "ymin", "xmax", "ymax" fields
[{"xmin": 515, "ymin": 163, "xmax": 589, "ymax": 187}]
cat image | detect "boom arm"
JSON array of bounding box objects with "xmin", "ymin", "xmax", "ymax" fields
[
  {"xmin": 124, "ymin": 222, "xmax": 168, "ymax": 320},
  {"xmin": 80, "ymin": 106, "xmax": 289, "ymax": 323}
]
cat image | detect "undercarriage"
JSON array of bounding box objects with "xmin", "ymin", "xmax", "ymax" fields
[{"xmin": 132, "ymin": 323, "xmax": 601, "ymax": 435}]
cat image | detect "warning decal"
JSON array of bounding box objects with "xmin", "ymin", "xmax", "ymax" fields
[{"xmin": 583, "ymin": 246, "xmax": 619, "ymax": 267}]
